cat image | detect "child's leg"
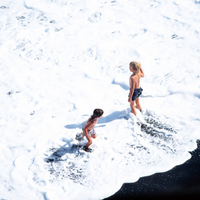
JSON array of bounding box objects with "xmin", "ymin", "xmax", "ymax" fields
[
  {"xmin": 85, "ymin": 137, "xmax": 92, "ymax": 149},
  {"xmin": 135, "ymin": 97, "xmax": 142, "ymax": 111},
  {"xmin": 130, "ymin": 101, "xmax": 137, "ymax": 115},
  {"xmin": 84, "ymin": 130, "xmax": 96, "ymax": 150}
]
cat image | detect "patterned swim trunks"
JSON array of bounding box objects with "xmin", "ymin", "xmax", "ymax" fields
[
  {"xmin": 82, "ymin": 128, "xmax": 96, "ymax": 137},
  {"xmin": 131, "ymin": 87, "xmax": 143, "ymax": 101}
]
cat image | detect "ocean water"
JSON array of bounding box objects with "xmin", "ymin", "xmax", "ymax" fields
[{"xmin": 0, "ymin": 0, "xmax": 200, "ymax": 199}]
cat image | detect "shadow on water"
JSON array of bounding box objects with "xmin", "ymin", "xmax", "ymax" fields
[
  {"xmin": 64, "ymin": 124, "xmax": 82, "ymax": 129},
  {"xmin": 64, "ymin": 110, "xmax": 124, "ymax": 129},
  {"xmin": 98, "ymin": 110, "xmax": 124, "ymax": 124},
  {"xmin": 44, "ymin": 139, "xmax": 83, "ymax": 163},
  {"xmin": 111, "ymin": 79, "xmax": 129, "ymax": 90},
  {"xmin": 194, "ymin": 93, "xmax": 200, "ymax": 99},
  {"xmin": 44, "ymin": 144, "xmax": 70, "ymax": 163}
]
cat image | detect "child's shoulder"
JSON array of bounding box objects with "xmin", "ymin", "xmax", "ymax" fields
[{"xmin": 130, "ymin": 73, "xmax": 137, "ymax": 79}]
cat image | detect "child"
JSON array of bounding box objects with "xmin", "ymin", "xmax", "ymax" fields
[
  {"xmin": 77, "ymin": 109, "xmax": 104, "ymax": 151},
  {"xmin": 128, "ymin": 61, "xmax": 144, "ymax": 116}
]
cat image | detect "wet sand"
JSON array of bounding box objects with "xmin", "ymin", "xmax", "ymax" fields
[{"xmin": 105, "ymin": 140, "xmax": 200, "ymax": 200}]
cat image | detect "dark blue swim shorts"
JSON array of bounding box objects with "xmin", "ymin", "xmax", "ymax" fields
[{"xmin": 131, "ymin": 87, "xmax": 143, "ymax": 101}]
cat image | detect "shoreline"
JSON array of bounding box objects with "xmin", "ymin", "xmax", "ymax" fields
[{"xmin": 104, "ymin": 140, "xmax": 200, "ymax": 200}]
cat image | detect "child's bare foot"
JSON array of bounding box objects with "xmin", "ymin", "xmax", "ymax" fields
[
  {"xmin": 83, "ymin": 146, "xmax": 93, "ymax": 153},
  {"xmin": 83, "ymin": 146, "xmax": 88, "ymax": 151}
]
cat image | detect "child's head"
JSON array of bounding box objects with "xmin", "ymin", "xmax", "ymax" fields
[
  {"xmin": 92, "ymin": 109, "xmax": 104, "ymax": 119},
  {"xmin": 129, "ymin": 61, "xmax": 141, "ymax": 72}
]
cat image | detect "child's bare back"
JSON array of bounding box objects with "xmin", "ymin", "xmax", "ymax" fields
[{"xmin": 129, "ymin": 70, "xmax": 142, "ymax": 89}]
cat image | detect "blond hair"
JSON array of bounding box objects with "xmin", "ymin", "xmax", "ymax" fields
[{"xmin": 129, "ymin": 61, "xmax": 141, "ymax": 72}]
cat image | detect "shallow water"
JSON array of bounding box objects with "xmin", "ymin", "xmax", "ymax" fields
[{"xmin": 0, "ymin": 0, "xmax": 200, "ymax": 199}]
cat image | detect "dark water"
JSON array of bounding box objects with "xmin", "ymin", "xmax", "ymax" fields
[{"xmin": 104, "ymin": 140, "xmax": 200, "ymax": 200}]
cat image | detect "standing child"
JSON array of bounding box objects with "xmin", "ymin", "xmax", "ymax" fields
[
  {"xmin": 77, "ymin": 109, "xmax": 104, "ymax": 151},
  {"xmin": 128, "ymin": 61, "xmax": 144, "ymax": 116}
]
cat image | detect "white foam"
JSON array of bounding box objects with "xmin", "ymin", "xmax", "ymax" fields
[{"xmin": 0, "ymin": 0, "xmax": 200, "ymax": 199}]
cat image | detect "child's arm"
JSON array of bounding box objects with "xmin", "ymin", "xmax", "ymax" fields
[
  {"xmin": 128, "ymin": 77, "xmax": 135, "ymax": 102},
  {"xmin": 140, "ymin": 66, "xmax": 144, "ymax": 77},
  {"xmin": 83, "ymin": 127, "xmax": 92, "ymax": 143}
]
